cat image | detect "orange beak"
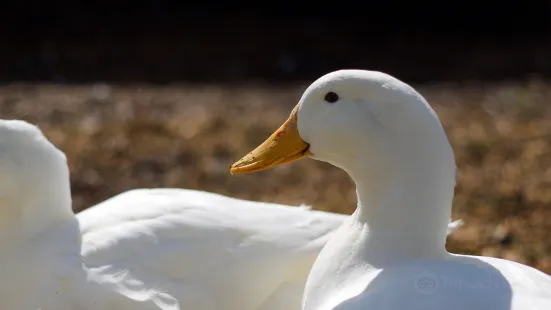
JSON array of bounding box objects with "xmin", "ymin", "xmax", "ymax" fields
[{"xmin": 230, "ymin": 104, "xmax": 311, "ymax": 174}]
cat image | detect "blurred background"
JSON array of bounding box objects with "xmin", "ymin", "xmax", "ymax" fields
[{"xmin": 2, "ymin": 2, "xmax": 551, "ymax": 273}]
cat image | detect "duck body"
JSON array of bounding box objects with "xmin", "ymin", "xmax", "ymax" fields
[
  {"xmin": 304, "ymin": 213, "xmax": 551, "ymax": 310},
  {"xmin": 78, "ymin": 188, "xmax": 348, "ymax": 310},
  {"xmin": 6, "ymin": 184, "xmax": 350, "ymax": 310}
]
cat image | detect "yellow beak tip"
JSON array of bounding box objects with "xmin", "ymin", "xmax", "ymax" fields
[
  {"xmin": 229, "ymin": 164, "xmax": 239, "ymax": 174},
  {"xmin": 229, "ymin": 159, "xmax": 251, "ymax": 174},
  {"xmin": 229, "ymin": 164, "xmax": 249, "ymax": 175}
]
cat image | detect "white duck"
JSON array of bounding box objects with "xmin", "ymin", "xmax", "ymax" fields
[
  {"xmin": 230, "ymin": 69, "xmax": 551, "ymax": 310},
  {"xmin": 0, "ymin": 120, "xmax": 181, "ymax": 310},
  {"xmin": 0, "ymin": 118, "xmax": 462, "ymax": 310}
]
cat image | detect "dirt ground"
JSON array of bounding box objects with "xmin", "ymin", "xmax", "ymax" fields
[{"xmin": 2, "ymin": 79, "xmax": 551, "ymax": 274}]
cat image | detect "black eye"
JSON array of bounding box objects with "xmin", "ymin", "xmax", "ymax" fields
[{"xmin": 324, "ymin": 92, "xmax": 339, "ymax": 103}]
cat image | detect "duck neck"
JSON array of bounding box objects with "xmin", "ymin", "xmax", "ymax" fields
[
  {"xmin": 23, "ymin": 195, "xmax": 76, "ymax": 237},
  {"xmin": 0, "ymin": 189, "xmax": 75, "ymax": 242},
  {"xmin": 343, "ymin": 153, "xmax": 455, "ymax": 266}
]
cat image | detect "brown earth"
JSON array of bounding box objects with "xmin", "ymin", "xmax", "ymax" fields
[{"xmin": 1, "ymin": 80, "xmax": 551, "ymax": 274}]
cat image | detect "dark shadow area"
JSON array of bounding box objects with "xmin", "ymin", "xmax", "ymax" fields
[
  {"xmin": 334, "ymin": 256, "xmax": 513, "ymax": 310},
  {"xmin": 0, "ymin": 2, "xmax": 550, "ymax": 83}
]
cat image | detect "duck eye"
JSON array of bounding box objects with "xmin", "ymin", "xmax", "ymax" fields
[{"xmin": 324, "ymin": 92, "xmax": 339, "ymax": 103}]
